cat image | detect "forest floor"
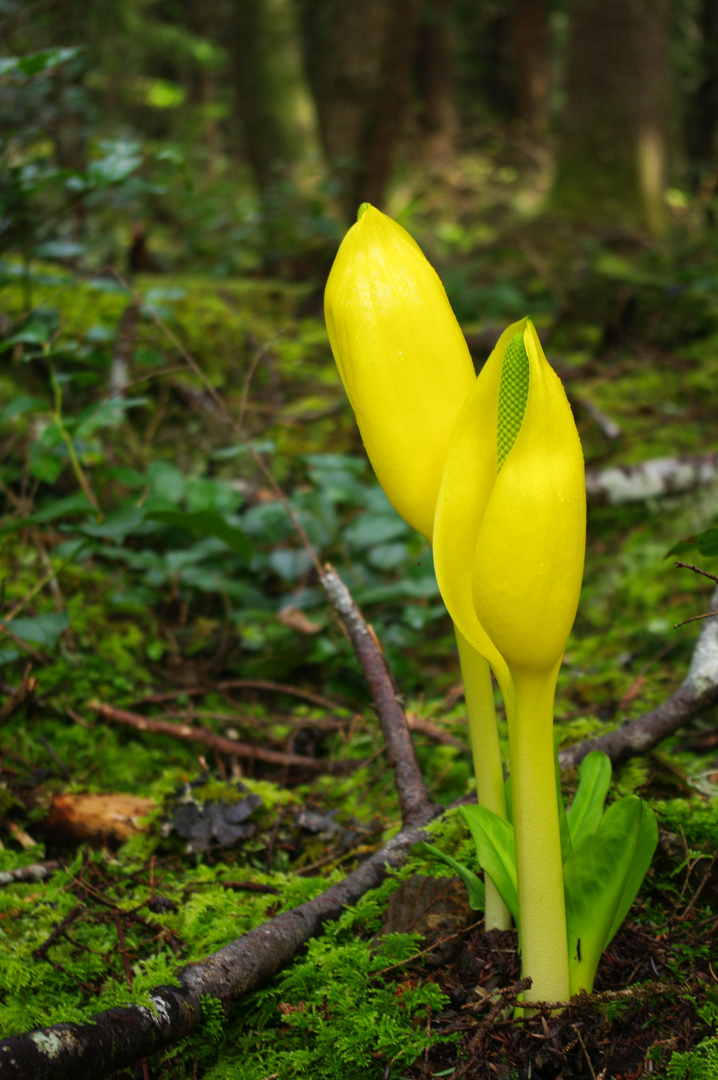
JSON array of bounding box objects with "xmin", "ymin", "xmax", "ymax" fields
[{"xmin": 1, "ymin": 193, "xmax": 718, "ymax": 1079}]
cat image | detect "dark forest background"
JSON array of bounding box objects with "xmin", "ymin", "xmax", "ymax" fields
[{"xmin": 3, "ymin": 0, "xmax": 718, "ymax": 274}]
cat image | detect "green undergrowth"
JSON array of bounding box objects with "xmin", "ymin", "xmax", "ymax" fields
[{"xmin": 2, "ymin": 235, "xmax": 718, "ymax": 1076}]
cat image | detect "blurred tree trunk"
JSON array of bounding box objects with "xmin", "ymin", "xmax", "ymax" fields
[
  {"xmin": 415, "ymin": 0, "xmax": 458, "ymax": 168},
  {"xmin": 294, "ymin": 0, "xmax": 419, "ymax": 220},
  {"xmin": 228, "ymin": 0, "xmax": 307, "ymax": 194},
  {"xmin": 685, "ymin": 0, "xmax": 718, "ymax": 172},
  {"xmin": 226, "ymin": 0, "xmax": 324, "ymax": 272},
  {"xmin": 511, "ymin": 0, "xmax": 548, "ymax": 139},
  {"xmin": 552, "ymin": 0, "xmax": 671, "ymax": 233}
]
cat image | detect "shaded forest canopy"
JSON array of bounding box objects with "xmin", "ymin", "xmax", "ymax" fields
[{"xmin": 1, "ymin": 1, "xmax": 718, "ymax": 1078}]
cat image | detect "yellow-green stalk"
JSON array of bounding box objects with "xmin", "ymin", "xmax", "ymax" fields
[{"xmin": 456, "ymin": 630, "xmax": 511, "ymax": 930}]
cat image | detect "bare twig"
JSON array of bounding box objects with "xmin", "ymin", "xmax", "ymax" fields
[
  {"xmin": 88, "ymin": 700, "xmax": 350, "ymax": 775},
  {"xmin": 674, "ymin": 561, "xmax": 718, "ymax": 586},
  {"xmin": 133, "ymin": 679, "xmax": 344, "ymax": 713},
  {"xmin": 320, "ymin": 566, "xmax": 438, "ymax": 828},
  {"xmin": 585, "ymin": 451, "xmax": 718, "ymax": 505},
  {"xmin": 559, "ymin": 585, "xmax": 718, "ymax": 771},
  {"xmin": 0, "ymin": 860, "xmax": 62, "ymax": 889},
  {"xmin": 0, "ymin": 665, "xmax": 38, "ymax": 723}
]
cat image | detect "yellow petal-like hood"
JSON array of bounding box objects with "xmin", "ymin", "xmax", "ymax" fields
[
  {"xmin": 324, "ymin": 204, "xmax": 476, "ymax": 542},
  {"xmin": 432, "ymin": 320, "xmax": 528, "ymax": 701},
  {"xmin": 472, "ymin": 321, "xmax": 586, "ymax": 675}
]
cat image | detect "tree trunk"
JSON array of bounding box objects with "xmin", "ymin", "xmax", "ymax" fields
[
  {"xmin": 510, "ymin": 0, "xmax": 548, "ymax": 139},
  {"xmin": 415, "ymin": 0, "xmax": 458, "ymax": 168},
  {"xmin": 685, "ymin": 0, "xmax": 718, "ymax": 173},
  {"xmin": 227, "ymin": 0, "xmax": 309, "ymax": 194},
  {"xmin": 294, "ymin": 0, "xmax": 419, "ymax": 220},
  {"xmin": 552, "ymin": 0, "xmax": 672, "ymax": 233}
]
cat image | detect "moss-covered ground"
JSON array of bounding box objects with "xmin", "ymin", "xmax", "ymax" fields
[{"xmin": 1, "ymin": 199, "xmax": 718, "ymax": 1078}]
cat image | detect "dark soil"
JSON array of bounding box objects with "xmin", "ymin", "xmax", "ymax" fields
[{"xmin": 396, "ymin": 894, "xmax": 716, "ymax": 1079}]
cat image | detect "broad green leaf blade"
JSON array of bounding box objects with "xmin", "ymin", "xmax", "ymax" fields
[
  {"xmin": 566, "ymin": 751, "xmax": 612, "ymax": 851},
  {"xmin": 147, "ymin": 510, "xmax": 252, "ymax": 557},
  {"xmin": 460, "ymin": 805, "xmax": 519, "ymax": 928},
  {"xmin": 1, "ymin": 612, "xmax": 69, "ymax": 649},
  {"xmin": 421, "ymin": 843, "xmax": 486, "ymax": 912},
  {"xmin": 563, "ymin": 796, "xmax": 655, "ymax": 996},
  {"xmin": 665, "ymin": 526, "xmax": 718, "ymax": 559},
  {"xmin": 80, "ymin": 507, "xmax": 147, "ymax": 543},
  {"xmin": 606, "ymin": 800, "xmax": 658, "ymax": 944}
]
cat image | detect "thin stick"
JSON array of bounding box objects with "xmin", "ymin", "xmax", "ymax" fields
[
  {"xmin": 88, "ymin": 699, "xmax": 350, "ymax": 774},
  {"xmin": 321, "ymin": 566, "xmax": 437, "ymax": 828},
  {"xmin": 133, "ymin": 679, "xmax": 343, "ymax": 713},
  {"xmin": 559, "ymin": 584, "xmax": 718, "ymax": 771},
  {"xmin": 674, "ymin": 561, "xmax": 718, "ymax": 586}
]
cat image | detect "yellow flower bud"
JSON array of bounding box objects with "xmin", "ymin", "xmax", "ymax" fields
[
  {"xmin": 434, "ymin": 317, "xmax": 585, "ymax": 678},
  {"xmin": 324, "ymin": 203, "xmax": 476, "ymax": 542}
]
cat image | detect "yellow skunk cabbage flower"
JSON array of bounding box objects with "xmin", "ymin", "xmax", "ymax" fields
[
  {"xmin": 434, "ymin": 316, "xmax": 585, "ymax": 680},
  {"xmin": 324, "ymin": 203, "xmax": 476, "ymax": 544},
  {"xmin": 434, "ymin": 316, "xmax": 586, "ymax": 1004}
]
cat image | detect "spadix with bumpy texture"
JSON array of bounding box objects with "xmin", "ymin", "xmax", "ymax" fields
[
  {"xmin": 324, "ymin": 203, "xmax": 476, "ymax": 542},
  {"xmin": 496, "ymin": 332, "xmax": 530, "ymax": 473}
]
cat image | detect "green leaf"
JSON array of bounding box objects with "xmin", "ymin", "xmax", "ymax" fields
[
  {"xmin": 147, "ymin": 510, "xmax": 252, "ymax": 558},
  {"xmin": 18, "ymin": 47, "xmax": 79, "ymax": 77},
  {"xmin": 79, "ymin": 507, "xmax": 147, "ymax": 543},
  {"xmin": 32, "ymin": 493, "xmax": 96, "ymax": 522},
  {"xmin": 88, "ymin": 143, "xmax": 143, "ymax": 187},
  {"xmin": 460, "ymin": 805, "xmax": 519, "ymax": 928},
  {"xmin": 420, "ymin": 843, "xmax": 485, "ymax": 912},
  {"xmin": 0, "ymin": 396, "xmax": 46, "ymax": 423},
  {"xmin": 555, "ymin": 740, "xmax": 572, "ymax": 862},
  {"xmin": 665, "ymin": 527, "xmax": 718, "ymax": 560},
  {"xmin": 563, "ymin": 796, "xmax": 657, "ymax": 995},
  {"xmin": 566, "ymin": 751, "xmax": 612, "ymax": 851},
  {"xmin": 606, "ymin": 799, "xmax": 658, "ymax": 944},
  {"xmin": 1, "ymin": 613, "xmax": 69, "ymax": 649}
]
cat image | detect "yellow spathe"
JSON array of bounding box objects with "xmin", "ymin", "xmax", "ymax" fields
[
  {"xmin": 324, "ymin": 204, "xmax": 476, "ymax": 542},
  {"xmin": 434, "ymin": 317, "xmax": 585, "ymax": 680}
]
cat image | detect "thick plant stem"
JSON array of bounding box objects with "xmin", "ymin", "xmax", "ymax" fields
[
  {"xmin": 456, "ymin": 628, "xmax": 512, "ymax": 931},
  {"xmin": 509, "ymin": 667, "xmax": 569, "ymax": 1004}
]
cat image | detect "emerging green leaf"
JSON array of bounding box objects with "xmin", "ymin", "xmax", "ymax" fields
[
  {"xmin": 460, "ymin": 805, "xmax": 519, "ymax": 929},
  {"xmin": 566, "ymin": 751, "xmax": 612, "ymax": 851}
]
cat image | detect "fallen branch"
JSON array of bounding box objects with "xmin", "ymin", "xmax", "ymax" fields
[
  {"xmin": 0, "ymin": 816, "xmax": 433, "ymax": 1080},
  {"xmin": 559, "ymin": 586, "xmax": 718, "ymax": 770},
  {"xmin": 585, "ymin": 451, "xmax": 718, "ymax": 505},
  {"xmin": 88, "ymin": 700, "xmax": 347, "ymax": 775},
  {"xmin": 134, "ymin": 679, "xmax": 343, "ymax": 713},
  {"xmin": 0, "ymin": 860, "xmax": 62, "ymax": 888},
  {"xmin": 321, "ymin": 565, "xmax": 438, "ymax": 828},
  {"xmin": 0, "ymin": 666, "xmax": 38, "ymax": 723}
]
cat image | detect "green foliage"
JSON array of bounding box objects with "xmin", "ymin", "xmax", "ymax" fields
[
  {"xmin": 199, "ymin": 995, "xmax": 225, "ymax": 1042},
  {"xmin": 664, "ymin": 1039, "xmax": 718, "ymax": 1080},
  {"xmin": 654, "ymin": 798, "xmax": 718, "ymax": 850},
  {"xmin": 428, "ymin": 754, "xmax": 658, "ymax": 995},
  {"xmin": 182, "ymin": 913, "xmax": 450, "ymax": 1080},
  {"xmin": 2, "ymin": 23, "xmax": 718, "ymax": 1073}
]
